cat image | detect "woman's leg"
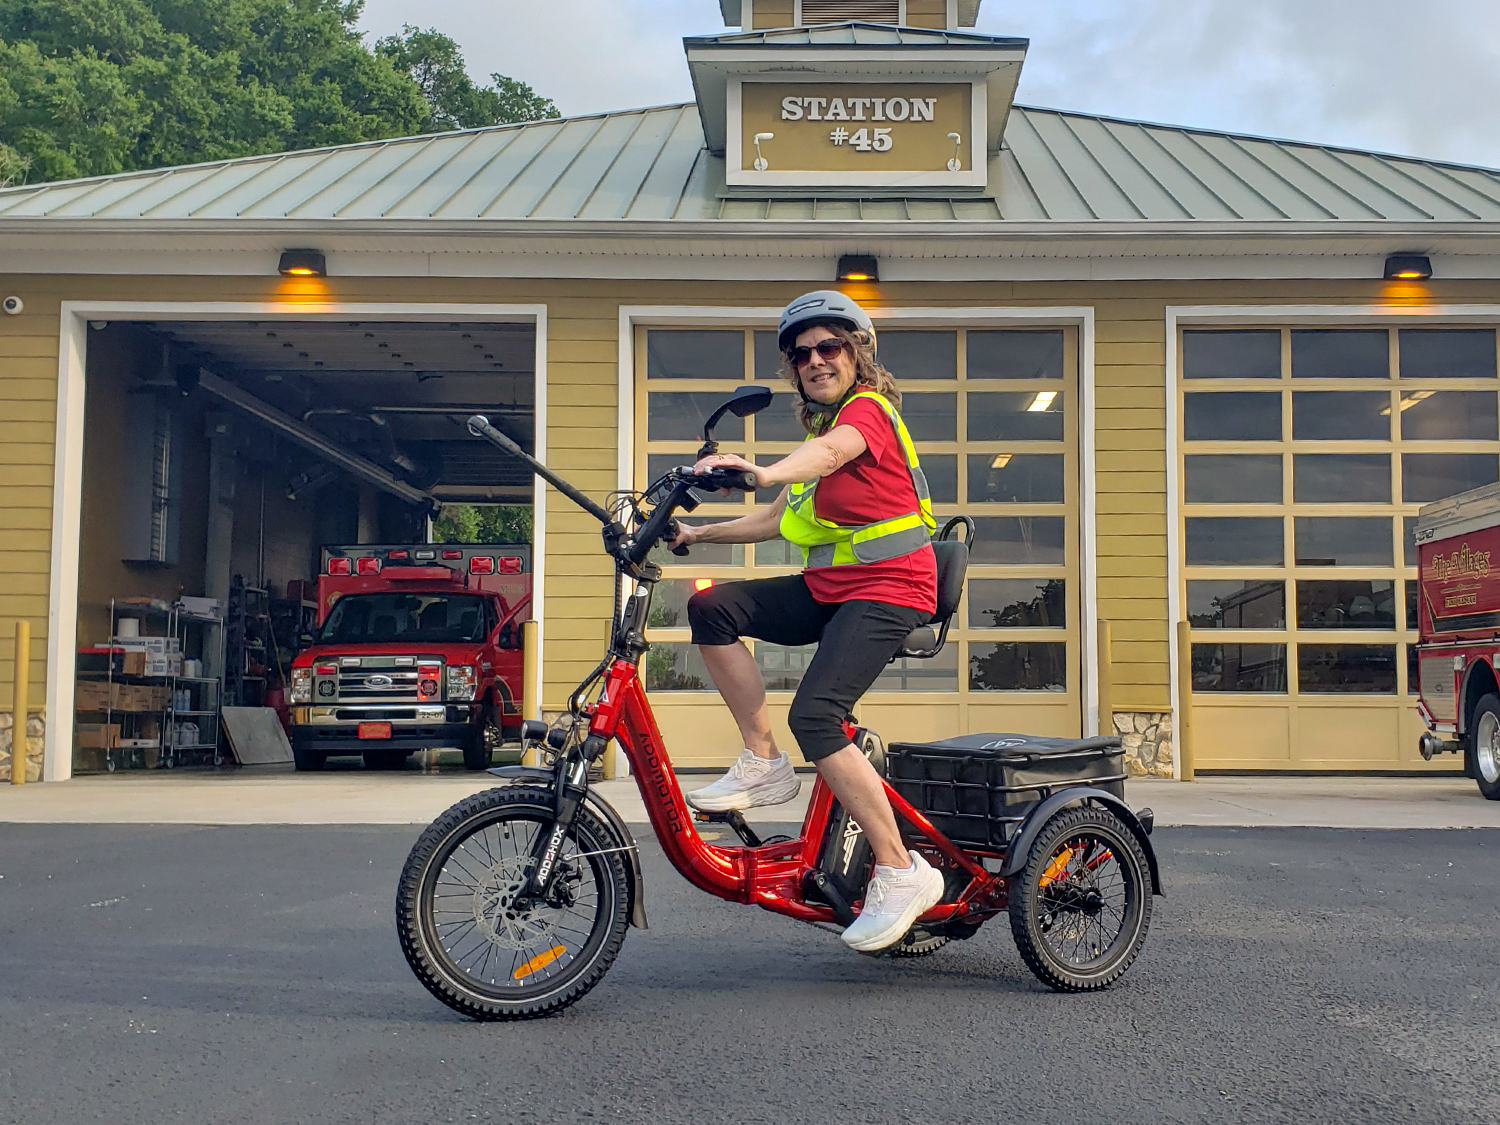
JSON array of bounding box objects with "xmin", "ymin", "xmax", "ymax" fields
[
  {"xmin": 786, "ymin": 599, "xmax": 928, "ymax": 870},
  {"xmin": 700, "ymin": 642, "xmax": 777, "ymax": 759}
]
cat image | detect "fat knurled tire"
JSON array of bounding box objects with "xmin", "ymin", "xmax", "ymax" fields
[
  {"xmin": 1008, "ymin": 805, "xmax": 1152, "ymax": 993},
  {"xmin": 396, "ymin": 785, "xmax": 631, "ymax": 1021},
  {"xmin": 885, "ymin": 929, "xmax": 950, "ymax": 957}
]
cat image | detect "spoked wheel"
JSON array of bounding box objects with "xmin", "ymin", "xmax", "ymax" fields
[
  {"xmin": 1009, "ymin": 806, "xmax": 1151, "ymax": 992},
  {"xmin": 396, "ymin": 786, "xmax": 631, "ymax": 1021}
]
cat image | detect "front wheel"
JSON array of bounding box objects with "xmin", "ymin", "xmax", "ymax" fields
[
  {"xmin": 396, "ymin": 786, "xmax": 631, "ymax": 1020},
  {"xmin": 1468, "ymin": 694, "xmax": 1500, "ymax": 800},
  {"xmin": 1009, "ymin": 806, "xmax": 1152, "ymax": 992}
]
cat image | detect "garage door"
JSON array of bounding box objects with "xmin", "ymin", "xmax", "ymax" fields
[
  {"xmin": 636, "ymin": 322, "xmax": 1082, "ymax": 768},
  {"xmin": 1178, "ymin": 324, "xmax": 1500, "ymax": 768}
]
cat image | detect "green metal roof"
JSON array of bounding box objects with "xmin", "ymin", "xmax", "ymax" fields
[
  {"xmin": 684, "ymin": 22, "xmax": 1022, "ymax": 48},
  {"xmin": 2, "ymin": 102, "xmax": 1499, "ymax": 224}
]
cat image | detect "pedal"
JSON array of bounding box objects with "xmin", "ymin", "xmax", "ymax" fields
[{"xmin": 691, "ymin": 808, "xmax": 763, "ymax": 848}]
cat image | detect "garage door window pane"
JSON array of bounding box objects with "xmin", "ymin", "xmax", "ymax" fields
[
  {"xmin": 1191, "ymin": 644, "xmax": 1288, "ymax": 692},
  {"xmin": 873, "ymin": 647, "xmax": 959, "ymax": 691},
  {"xmin": 968, "ymin": 391, "xmax": 1064, "ymax": 441},
  {"xmin": 1405, "ymin": 580, "xmax": 1419, "ymax": 631},
  {"xmin": 1187, "ymin": 580, "xmax": 1285, "ymax": 628},
  {"xmin": 646, "ymin": 330, "xmax": 744, "ymax": 379},
  {"xmin": 967, "ymin": 453, "xmax": 1065, "ymax": 503},
  {"xmin": 922, "ymin": 454, "xmax": 958, "ymax": 503},
  {"xmin": 1399, "ymin": 391, "xmax": 1497, "ymax": 441},
  {"xmin": 1296, "ymin": 580, "xmax": 1397, "ymax": 629},
  {"xmin": 1182, "ymin": 330, "xmax": 1280, "ymax": 379},
  {"xmin": 967, "ymin": 330, "xmax": 1064, "ymax": 379},
  {"xmin": 878, "ymin": 331, "xmax": 956, "ymax": 380},
  {"xmin": 754, "ymin": 538, "xmax": 801, "ymax": 565},
  {"xmin": 1298, "ymin": 644, "xmax": 1397, "ymax": 693},
  {"xmin": 1404, "ymin": 516, "xmax": 1419, "ymax": 566},
  {"xmin": 1407, "ymin": 644, "xmax": 1419, "ymax": 695},
  {"xmin": 1401, "ymin": 453, "xmax": 1499, "ymax": 503},
  {"xmin": 969, "ymin": 642, "xmax": 1066, "ymax": 691},
  {"xmin": 649, "ymin": 517, "xmax": 744, "ymax": 566},
  {"xmin": 755, "ymin": 394, "xmax": 808, "ymax": 441},
  {"xmin": 1184, "ymin": 392, "xmax": 1282, "ymax": 441},
  {"xmin": 643, "ymin": 643, "xmax": 713, "ymax": 690},
  {"xmin": 648, "ymin": 392, "xmax": 744, "ymax": 442},
  {"xmin": 968, "ymin": 578, "xmax": 1066, "ymax": 628},
  {"xmin": 970, "ymin": 517, "xmax": 1066, "ymax": 564},
  {"xmin": 1185, "ymin": 454, "xmax": 1281, "ymax": 503},
  {"xmin": 901, "ymin": 392, "xmax": 958, "ymax": 442},
  {"xmin": 1291, "ymin": 391, "xmax": 1390, "ymax": 440},
  {"xmin": 1399, "ymin": 329, "xmax": 1496, "ymax": 379},
  {"xmin": 1293, "ymin": 454, "xmax": 1390, "ymax": 503},
  {"xmin": 753, "ymin": 330, "xmax": 783, "ymax": 380},
  {"xmin": 755, "ymin": 642, "xmax": 816, "ymax": 691},
  {"xmin": 1185, "ymin": 517, "xmax": 1284, "ymax": 565},
  {"xmin": 1294, "ymin": 517, "xmax": 1391, "ymax": 566},
  {"xmin": 647, "ymin": 579, "xmax": 700, "ymax": 628},
  {"xmin": 1291, "ymin": 330, "xmax": 1389, "ymax": 379}
]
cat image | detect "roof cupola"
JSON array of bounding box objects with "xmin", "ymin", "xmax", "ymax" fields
[{"xmin": 719, "ymin": 1, "xmax": 983, "ymax": 31}]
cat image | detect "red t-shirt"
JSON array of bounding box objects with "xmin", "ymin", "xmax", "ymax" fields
[{"xmin": 799, "ymin": 397, "xmax": 937, "ymax": 614}]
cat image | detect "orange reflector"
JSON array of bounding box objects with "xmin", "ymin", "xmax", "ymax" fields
[
  {"xmin": 1039, "ymin": 846, "xmax": 1075, "ymax": 888},
  {"xmin": 512, "ymin": 944, "xmax": 568, "ymax": 979},
  {"xmin": 693, "ymin": 578, "xmax": 714, "ymax": 592}
]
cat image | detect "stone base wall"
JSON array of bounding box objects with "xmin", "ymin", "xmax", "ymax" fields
[
  {"xmin": 0, "ymin": 711, "xmax": 44, "ymax": 782},
  {"xmin": 1112, "ymin": 711, "xmax": 1174, "ymax": 778}
]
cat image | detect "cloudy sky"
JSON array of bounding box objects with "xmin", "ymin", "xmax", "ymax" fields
[{"xmin": 358, "ymin": 0, "xmax": 1500, "ymax": 167}]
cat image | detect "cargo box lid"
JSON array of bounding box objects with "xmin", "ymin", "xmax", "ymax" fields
[
  {"xmin": 1415, "ymin": 480, "xmax": 1500, "ymax": 543},
  {"xmin": 888, "ymin": 733, "xmax": 1122, "ymax": 759}
]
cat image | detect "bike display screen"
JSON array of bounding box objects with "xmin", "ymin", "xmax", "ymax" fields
[{"xmin": 318, "ymin": 593, "xmax": 488, "ymax": 644}]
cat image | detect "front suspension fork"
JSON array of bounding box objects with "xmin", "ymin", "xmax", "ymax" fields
[{"xmin": 521, "ymin": 735, "xmax": 610, "ymax": 902}]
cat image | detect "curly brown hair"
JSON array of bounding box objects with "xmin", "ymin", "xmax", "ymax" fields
[{"xmin": 780, "ymin": 323, "xmax": 902, "ymax": 434}]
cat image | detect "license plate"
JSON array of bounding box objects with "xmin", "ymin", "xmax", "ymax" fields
[{"xmin": 358, "ymin": 722, "xmax": 392, "ymax": 740}]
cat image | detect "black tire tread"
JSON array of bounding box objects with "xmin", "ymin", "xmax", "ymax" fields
[
  {"xmin": 1469, "ymin": 694, "xmax": 1500, "ymax": 801},
  {"xmin": 395, "ymin": 786, "xmax": 630, "ymax": 1021},
  {"xmin": 1008, "ymin": 806, "xmax": 1151, "ymax": 993}
]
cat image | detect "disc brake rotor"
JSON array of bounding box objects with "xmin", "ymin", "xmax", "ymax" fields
[{"xmin": 470, "ymin": 856, "xmax": 565, "ymax": 950}]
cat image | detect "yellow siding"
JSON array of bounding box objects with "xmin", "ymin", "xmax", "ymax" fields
[
  {"xmin": 905, "ymin": 0, "xmax": 949, "ymax": 28},
  {"xmin": 7, "ymin": 272, "xmax": 1500, "ymax": 728},
  {"xmin": 751, "ymin": 0, "xmax": 795, "ymax": 29}
]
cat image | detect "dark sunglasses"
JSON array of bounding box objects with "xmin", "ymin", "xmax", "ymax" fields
[{"xmin": 789, "ymin": 338, "xmax": 847, "ymax": 368}]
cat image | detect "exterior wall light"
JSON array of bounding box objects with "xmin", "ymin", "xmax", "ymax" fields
[
  {"xmin": 837, "ymin": 255, "xmax": 878, "ymax": 283},
  {"xmin": 1384, "ymin": 254, "xmax": 1431, "ymax": 280},
  {"xmin": 279, "ymin": 249, "xmax": 327, "ymax": 277}
]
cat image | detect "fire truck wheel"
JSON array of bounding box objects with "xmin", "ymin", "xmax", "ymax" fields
[
  {"xmin": 1471, "ymin": 694, "xmax": 1500, "ymax": 800},
  {"xmin": 463, "ymin": 708, "xmax": 501, "ymax": 771},
  {"xmin": 293, "ymin": 747, "xmax": 327, "ymax": 772}
]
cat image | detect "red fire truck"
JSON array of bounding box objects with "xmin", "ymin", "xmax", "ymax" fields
[
  {"xmin": 287, "ymin": 544, "xmax": 531, "ymax": 773},
  {"xmin": 1413, "ymin": 483, "xmax": 1500, "ymax": 799}
]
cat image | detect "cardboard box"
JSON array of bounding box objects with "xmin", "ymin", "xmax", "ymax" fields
[
  {"xmin": 74, "ymin": 680, "xmax": 119, "ymax": 712},
  {"xmin": 75, "ymin": 723, "xmax": 121, "ymax": 749},
  {"xmin": 145, "ymin": 655, "xmax": 183, "ymax": 677},
  {"xmin": 120, "ymin": 651, "xmax": 147, "ymax": 677}
]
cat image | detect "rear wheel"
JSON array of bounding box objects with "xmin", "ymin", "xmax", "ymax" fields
[
  {"xmin": 1469, "ymin": 694, "xmax": 1500, "ymax": 800},
  {"xmin": 396, "ymin": 786, "xmax": 631, "ymax": 1021},
  {"xmin": 463, "ymin": 706, "xmax": 501, "ymax": 771},
  {"xmin": 1009, "ymin": 806, "xmax": 1151, "ymax": 992}
]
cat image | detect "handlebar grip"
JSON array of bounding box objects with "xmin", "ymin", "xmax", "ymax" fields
[
  {"xmin": 665, "ymin": 518, "xmax": 690, "ymax": 556},
  {"xmin": 693, "ymin": 468, "xmax": 757, "ymax": 493}
]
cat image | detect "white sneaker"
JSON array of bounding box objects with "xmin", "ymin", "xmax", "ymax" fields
[
  {"xmin": 840, "ymin": 850, "xmax": 945, "ymax": 953},
  {"xmin": 685, "ymin": 749, "xmax": 801, "ymax": 812}
]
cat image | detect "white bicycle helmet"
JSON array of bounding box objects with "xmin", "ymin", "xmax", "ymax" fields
[{"xmin": 777, "ymin": 290, "xmax": 876, "ymax": 353}]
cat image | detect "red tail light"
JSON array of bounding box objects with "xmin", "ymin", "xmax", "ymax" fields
[
  {"xmin": 356, "ymin": 557, "xmax": 381, "ymax": 575},
  {"xmin": 388, "ymin": 550, "xmax": 409, "ymax": 560},
  {"xmin": 327, "ymin": 558, "xmax": 352, "ymax": 576},
  {"xmin": 693, "ymin": 578, "xmax": 714, "ymax": 592},
  {"xmin": 469, "ymin": 556, "xmax": 495, "ymax": 575},
  {"xmin": 498, "ymin": 556, "xmax": 522, "ymax": 574},
  {"xmin": 442, "ymin": 550, "xmax": 463, "ymax": 560}
]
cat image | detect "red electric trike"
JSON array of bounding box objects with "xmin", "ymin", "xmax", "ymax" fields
[{"xmin": 396, "ymin": 389, "xmax": 1161, "ymax": 1020}]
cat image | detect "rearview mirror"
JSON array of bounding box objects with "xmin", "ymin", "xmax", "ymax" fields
[{"xmin": 699, "ymin": 385, "xmax": 775, "ymax": 457}]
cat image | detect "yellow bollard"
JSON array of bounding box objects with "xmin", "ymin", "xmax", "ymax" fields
[
  {"xmin": 1096, "ymin": 619, "xmax": 1114, "ymax": 739},
  {"xmin": 11, "ymin": 620, "xmax": 30, "ymax": 785},
  {"xmin": 1176, "ymin": 620, "xmax": 1195, "ymax": 781},
  {"xmin": 521, "ymin": 619, "xmax": 540, "ymax": 768}
]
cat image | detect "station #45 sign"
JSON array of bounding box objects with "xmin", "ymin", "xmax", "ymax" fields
[{"xmin": 735, "ymin": 82, "xmax": 975, "ymax": 184}]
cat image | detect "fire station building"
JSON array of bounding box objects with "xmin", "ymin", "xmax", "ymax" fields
[{"xmin": 5, "ymin": 0, "xmax": 1500, "ymax": 782}]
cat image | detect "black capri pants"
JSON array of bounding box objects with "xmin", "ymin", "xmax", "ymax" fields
[{"xmin": 686, "ymin": 574, "xmax": 929, "ymax": 762}]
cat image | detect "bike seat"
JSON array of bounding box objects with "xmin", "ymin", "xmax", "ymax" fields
[{"xmin": 899, "ymin": 535, "xmax": 969, "ymax": 659}]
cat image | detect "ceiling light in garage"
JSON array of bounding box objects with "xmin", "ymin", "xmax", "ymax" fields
[{"xmin": 278, "ymin": 249, "xmax": 327, "ymax": 277}]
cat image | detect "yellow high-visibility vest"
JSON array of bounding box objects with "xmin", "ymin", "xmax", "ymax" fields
[{"xmin": 778, "ymin": 391, "xmax": 936, "ymax": 568}]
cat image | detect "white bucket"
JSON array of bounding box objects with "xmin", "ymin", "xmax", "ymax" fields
[{"xmin": 116, "ymin": 618, "xmax": 140, "ymax": 638}]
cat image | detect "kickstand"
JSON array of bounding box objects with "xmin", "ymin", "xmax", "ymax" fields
[{"xmin": 692, "ymin": 809, "xmax": 763, "ymax": 848}]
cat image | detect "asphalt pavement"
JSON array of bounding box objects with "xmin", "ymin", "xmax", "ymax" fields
[{"xmin": 1, "ymin": 822, "xmax": 1497, "ymax": 1125}]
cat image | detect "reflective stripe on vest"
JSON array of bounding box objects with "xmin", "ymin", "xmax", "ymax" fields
[{"xmin": 778, "ymin": 390, "xmax": 936, "ymax": 569}]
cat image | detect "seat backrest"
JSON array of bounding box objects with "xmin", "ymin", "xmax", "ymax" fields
[{"xmin": 932, "ymin": 538, "xmax": 969, "ymax": 624}]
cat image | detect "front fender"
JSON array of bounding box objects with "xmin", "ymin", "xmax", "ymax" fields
[
  {"xmin": 486, "ymin": 766, "xmax": 649, "ymax": 928},
  {"xmin": 999, "ymin": 786, "xmax": 1162, "ymax": 896}
]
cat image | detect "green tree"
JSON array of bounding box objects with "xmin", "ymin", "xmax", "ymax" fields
[
  {"xmin": 375, "ymin": 25, "xmax": 557, "ymax": 132},
  {"xmin": 431, "ymin": 503, "xmax": 532, "ymax": 545},
  {"xmin": 0, "ymin": 1, "xmax": 555, "ymax": 184}
]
